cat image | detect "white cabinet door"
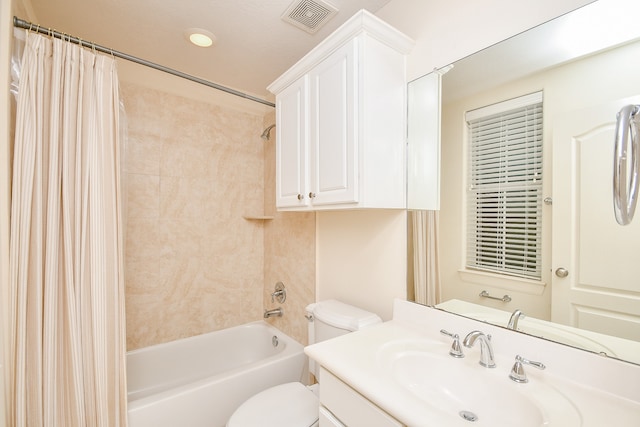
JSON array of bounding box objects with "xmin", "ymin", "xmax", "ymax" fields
[
  {"xmin": 319, "ymin": 368, "xmax": 404, "ymax": 427},
  {"xmin": 276, "ymin": 76, "xmax": 308, "ymax": 208},
  {"xmin": 308, "ymin": 39, "xmax": 358, "ymax": 207}
]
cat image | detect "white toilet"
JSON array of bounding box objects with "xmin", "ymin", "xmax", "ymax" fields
[{"xmin": 226, "ymin": 299, "xmax": 382, "ymax": 427}]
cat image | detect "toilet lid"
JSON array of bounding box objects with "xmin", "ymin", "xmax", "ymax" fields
[{"xmin": 226, "ymin": 382, "xmax": 319, "ymax": 427}]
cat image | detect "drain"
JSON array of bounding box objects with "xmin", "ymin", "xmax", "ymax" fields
[
  {"xmin": 459, "ymin": 411, "xmax": 478, "ymax": 422},
  {"xmin": 272, "ymin": 335, "xmax": 279, "ymax": 347}
]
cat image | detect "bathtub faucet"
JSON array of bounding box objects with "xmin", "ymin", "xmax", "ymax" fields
[{"xmin": 264, "ymin": 307, "xmax": 284, "ymax": 318}]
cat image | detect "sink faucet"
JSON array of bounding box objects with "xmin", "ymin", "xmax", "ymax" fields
[
  {"xmin": 507, "ymin": 309, "xmax": 525, "ymax": 330},
  {"xmin": 463, "ymin": 330, "xmax": 496, "ymax": 368}
]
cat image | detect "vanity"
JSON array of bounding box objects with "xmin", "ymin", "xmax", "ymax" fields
[{"xmin": 306, "ymin": 300, "xmax": 640, "ymax": 426}]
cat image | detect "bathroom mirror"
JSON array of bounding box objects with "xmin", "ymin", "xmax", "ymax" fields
[{"xmin": 408, "ymin": 0, "xmax": 640, "ymax": 365}]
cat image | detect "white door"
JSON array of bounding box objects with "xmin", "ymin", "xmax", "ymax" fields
[{"xmin": 552, "ymin": 96, "xmax": 640, "ymax": 342}]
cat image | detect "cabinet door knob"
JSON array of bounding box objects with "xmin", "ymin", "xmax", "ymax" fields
[
  {"xmin": 308, "ymin": 192, "xmax": 316, "ymax": 199},
  {"xmin": 297, "ymin": 194, "xmax": 304, "ymax": 200}
]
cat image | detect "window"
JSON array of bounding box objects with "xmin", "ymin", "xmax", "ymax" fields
[{"xmin": 466, "ymin": 92, "xmax": 543, "ymax": 280}]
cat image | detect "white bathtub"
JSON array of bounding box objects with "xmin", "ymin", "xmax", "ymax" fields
[{"xmin": 127, "ymin": 321, "xmax": 306, "ymax": 427}]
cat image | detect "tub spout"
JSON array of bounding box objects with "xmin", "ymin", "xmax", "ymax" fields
[{"xmin": 264, "ymin": 307, "xmax": 283, "ymax": 318}]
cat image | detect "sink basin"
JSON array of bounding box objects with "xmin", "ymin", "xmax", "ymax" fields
[{"xmin": 378, "ymin": 341, "xmax": 582, "ymax": 426}]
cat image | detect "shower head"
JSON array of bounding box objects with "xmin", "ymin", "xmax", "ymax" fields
[{"xmin": 261, "ymin": 124, "xmax": 276, "ymax": 141}]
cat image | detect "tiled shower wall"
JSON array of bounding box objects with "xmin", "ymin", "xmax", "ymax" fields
[
  {"xmin": 262, "ymin": 111, "xmax": 316, "ymax": 346},
  {"xmin": 121, "ymin": 83, "xmax": 316, "ymax": 350},
  {"xmin": 123, "ymin": 83, "xmax": 269, "ymax": 350}
]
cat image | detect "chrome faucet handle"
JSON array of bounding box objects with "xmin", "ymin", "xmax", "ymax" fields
[
  {"xmin": 509, "ymin": 355, "xmax": 546, "ymax": 383},
  {"xmin": 271, "ymin": 281, "xmax": 286, "ymax": 304},
  {"xmin": 440, "ymin": 329, "xmax": 465, "ymax": 358}
]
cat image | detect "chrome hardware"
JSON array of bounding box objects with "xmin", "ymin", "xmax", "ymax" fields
[
  {"xmin": 459, "ymin": 411, "xmax": 478, "ymax": 422},
  {"xmin": 297, "ymin": 193, "xmax": 304, "ymax": 200},
  {"xmin": 440, "ymin": 329, "xmax": 464, "ymax": 358},
  {"xmin": 543, "ymin": 197, "xmax": 553, "ymax": 205},
  {"xmin": 479, "ymin": 290, "xmax": 512, "ymax": 303},
  {"xmin": 304, "ymin": 314, "xmax": 314, "ymax": 322},
  {"xmin": 509, "ymin": 355, "xmax": 546, "ymax": 383},
  {"xmin": 264, "ymin": 307, "xmax": 283, "ymax": 318},
  {"xmin": 507, "ymin": 309, "xmax": 525, "ymax": 330},
  {"xmin": 555, "ymin": 268, "xmax": 569, "ymax": 278},
  {"xmin": 308, "ymin": 192, "xmax": 316, "ymax": 199},
  {"xmin": 613, "ymin": 104, "xmax": 640, "ymax": 225},
  {"xmin": 272, "ymin": 335, "xmax": 279, "ymax": 347},
  {"xmin": 463, "ymin": 330, "xmax": 496, "ymax": 368},
  {"xmin": 271, "ymin": 281, "xmax": 286, "ymax": 304}
]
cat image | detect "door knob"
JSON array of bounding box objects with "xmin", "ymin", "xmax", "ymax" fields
[{"xmin": 555, "ymin": 268, "xmax": 569, "ymax": 278}]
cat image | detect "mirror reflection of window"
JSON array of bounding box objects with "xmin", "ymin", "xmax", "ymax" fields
[{"xmin": 466, "ymin": 92, "xmax": 544, "ymax": 280}]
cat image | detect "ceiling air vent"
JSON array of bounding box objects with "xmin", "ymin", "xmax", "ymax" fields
[{"xmin": 281, "ymin": 0, "xmax": 338, "ymax": 34}]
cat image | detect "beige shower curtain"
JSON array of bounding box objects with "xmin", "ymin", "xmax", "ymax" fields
[
  {"xmin": 9, "ymin": 31, "xmax": 127, "ymax": 427},
  {"xmin": 410, "ymin": 210, "xmax": 441, "ymax": 306}
]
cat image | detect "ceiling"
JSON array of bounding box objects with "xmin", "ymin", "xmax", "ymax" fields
[{"xmin": 25, "ymin": 0, "xmax": 391, "ymax": 102}]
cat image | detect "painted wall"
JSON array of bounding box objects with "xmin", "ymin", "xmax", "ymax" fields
[{"xmin": 317, "ymin": 210, "xmax": 407, "ymax": 321}]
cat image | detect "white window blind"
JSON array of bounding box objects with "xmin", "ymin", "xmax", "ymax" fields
[{"xmin": 466, "ymin": 92, "xmax": 543, "ymax": 280}]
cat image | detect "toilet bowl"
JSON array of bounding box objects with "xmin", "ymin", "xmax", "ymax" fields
[
  {"xmin": 226, "ymin": 300, "xmax": 381, "ymax": 427},
  {"xmin": 226, "ymin": 382, "xmax": 319, "ymax": 427}
]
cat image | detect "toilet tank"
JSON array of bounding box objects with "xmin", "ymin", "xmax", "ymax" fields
[
  {"xmin": 305, "ymin": 300, "xmax": 382, "ymax": 378},
  {"xmin": 308, "ymin": 299, "xmax": 382, "ymax": 342}
]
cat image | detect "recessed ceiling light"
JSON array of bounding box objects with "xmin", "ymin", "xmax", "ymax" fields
[{"xmin": 185, "ymin": 28, "xmax": 216, "ymax": 48}]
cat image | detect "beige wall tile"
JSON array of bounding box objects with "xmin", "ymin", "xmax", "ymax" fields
[
  {"xmin": 122, "ymin": 83, "xmax": 316, "ymax": 351},
  {"xmin": 261, "ymin": 112, "xmax": 317, "ymax": 346},
  {"xmin": 122, "ymin": 82, "xmax": 268, "ymax": 350}
]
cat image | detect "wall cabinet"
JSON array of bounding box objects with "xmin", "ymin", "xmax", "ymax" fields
[{"xmin": 268, "ymin": 10, "xmax": 414, "ymax": 211}]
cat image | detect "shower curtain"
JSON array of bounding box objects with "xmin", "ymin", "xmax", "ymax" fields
[
  {"xmin": 9, "ymin": 31, "xmax": 128, "ymax": 426},
  {"xmin": 410, "ymin": 210, "xmax": 441, "ymax": 306}
]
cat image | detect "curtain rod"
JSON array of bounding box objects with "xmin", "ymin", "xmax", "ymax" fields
[{"xmin": 12, "ymin": 16, "xmax": 275, "ymax": 108}]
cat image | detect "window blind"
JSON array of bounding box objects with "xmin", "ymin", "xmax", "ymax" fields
[{"xmin": 466, "ymin": 92, "xmax": 543, "ymax": 279}]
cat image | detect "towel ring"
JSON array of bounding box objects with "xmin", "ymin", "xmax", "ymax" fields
[{"xmin": 613, "ymin": 104, "xmax": 640, "ymax": 225}]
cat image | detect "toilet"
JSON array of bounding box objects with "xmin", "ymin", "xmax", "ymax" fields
[{"xmin": 226, "ymin": 299, "xmax": 382, "ymax": 427}]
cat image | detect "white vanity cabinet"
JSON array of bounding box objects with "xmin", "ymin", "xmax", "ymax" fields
[
  {"xmin": 318, "ymin": 368, "xmax": 404, "ymax": 427},
  {"xmin": 268, "ymin": 10, "xmax": 414, "ymax": 211}
]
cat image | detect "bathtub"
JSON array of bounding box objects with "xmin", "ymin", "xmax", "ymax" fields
[{"xmin": 127, "ymin": 321, "xmax": 306, "ymax": 427}]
